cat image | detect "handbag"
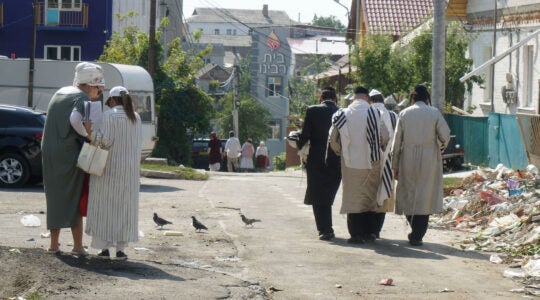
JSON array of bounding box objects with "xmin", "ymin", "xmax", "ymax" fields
[{"xmin": 77, "ymin": 141, "xmax": 109, "ymax": 176}]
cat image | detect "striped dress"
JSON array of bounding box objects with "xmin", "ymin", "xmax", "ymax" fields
[{"xmin": 85, "ymin": 106, "xmax": 142, "ymax": 245}]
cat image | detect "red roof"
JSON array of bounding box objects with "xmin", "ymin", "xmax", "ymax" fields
[{"xmin": 363, "ymin": 0, "xmax": 433, "ymax": 36}]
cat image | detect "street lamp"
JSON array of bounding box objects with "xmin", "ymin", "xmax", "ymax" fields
[
  {"xmin": 334, "ymin": 0, "xmax": 350, "ymax": 26},
  {"xmin": 334, "ymin": 0, "xmax": 353, "ymax": 86}
]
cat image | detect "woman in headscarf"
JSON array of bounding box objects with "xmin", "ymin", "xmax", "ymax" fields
[
  {"xmin": 255, "ymin": 141, "xmax": 269, "ymax": 172},
  {"xmin": 42, "ymin": 62, "xmax": 105, "ymax": 255},
  {"xmin": 85, "ymin": 86, "xmax": 142, "ymax": 260},
  {"xmin": 239, "ymin": 138, "xmax": 255, "ymax": 172}
]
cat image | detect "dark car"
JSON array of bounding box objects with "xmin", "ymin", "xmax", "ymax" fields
[
  {"xmin": 0, "ymin": 105, "xmax": 46, "ymax": 188},
  {"xmin": 442, "ymin": 135, "xmax": 464, "ymax": 172},
  {"xmin": 191, "ymin": 138, "xmax": 228, "ymax": 171}
]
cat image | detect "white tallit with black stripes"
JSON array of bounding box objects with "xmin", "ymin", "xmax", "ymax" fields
[
  {"xmin": 372, "ymin": 103, "xmax": 398, "ymax": 206},
  {"xmin": 331, "ymin": 99, "xmax": 383, "ymax": 170}
]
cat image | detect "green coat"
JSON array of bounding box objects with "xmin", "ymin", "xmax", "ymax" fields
[{"xmin": 42, "ymin": 86, "xmax": 87, "ymax": 229}]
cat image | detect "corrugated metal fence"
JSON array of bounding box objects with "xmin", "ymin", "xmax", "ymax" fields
[
  {"xmin": 517, "ymin": 114, "xmax": 540, "ymax": 168},
  {"xmin": 445, "ymin": 113, "xmax": 529, "ymax": 169}
]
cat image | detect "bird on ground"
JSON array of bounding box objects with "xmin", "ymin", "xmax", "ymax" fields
[
  {"xmin": 191, "ymin": 216, "xmax": 208, "ymax": 232},
  {"xmin": 153, "ymin": 213, "xmax": 172, "ymax": 229},
  {"xmin": 240, "ymin": 213, "xmax": 261, "ymax": 227}
]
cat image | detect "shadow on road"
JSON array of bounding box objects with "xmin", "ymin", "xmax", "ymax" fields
[
  {"xmin": 140, "ymin": 184, "xmax": 183, "ymax": 193},
  {"xmin": 329, "ymin": 238, "xmax": 490, "ymax": 261},
  {"xmin": 56, "ymin": 254, "xmax": 185, "ymax": 281}
]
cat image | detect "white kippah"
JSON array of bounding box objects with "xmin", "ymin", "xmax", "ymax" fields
[{"xmin": 369, "ymin": 89, "xmax": 382, "ymax": 97}]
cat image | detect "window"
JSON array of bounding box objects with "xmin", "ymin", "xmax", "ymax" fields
[
  {"xmin": 214, "ymin": 29, "xmax": 220, "ymax": 35},
  {"xmin": 233, "ymin": 29, "xmax": 237, "ymax": 35},
  {"xmin": 46, "ymin": 0, "xmax": 81, "ymax": 11},
  {"xmin": 267, "ymin": 76, "xmax": 282, "ymax": 96},
  {"xmin": 268, "ymin": 120, "xmax": 281, "ymax": 140},
  {"xmin": 45, "ymin": 45, "xmax": 81, "ymax": 61},
  {"xmin": 227, "ymin": 29, "xmax": 232, "ymax": 35}
]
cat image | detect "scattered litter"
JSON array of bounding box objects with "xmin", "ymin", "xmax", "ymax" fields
[
  {"xmin": 133, "ymin": 247, "xmax": 151, "ymax": 252},
  {"xmin": 335, "ymin": 284, "xmax": 342, "ymax": 288},
  {"xmin": 40, "ymin": 232, "xmax": 50, "ymax": 238},
  {"xmin": 489, "ymin": 254, "xmax": 503, "ymax": 264},
  {"xmin": 214, "ymin": 256, "xmax": 239, "ymax": 262},
  {"xmin": 138, "ymin": 230, "xmax": 145, "ymax": 238},
  {"xmin": 25, "ymin": 237, "xmax": 35, "ymax": 242},
  {"xmin": 510, "ymin": 288, "xmax": 525, "ymax": 293},
  {"xmin": 439, "ymin": 288, "xmax": 454, "ymax": 293},
  {"xmin": 503, "ymin": 269, "xmax": 525, "ymax": 278},
  {"xmin": 8, "ymin": 248, "xmax": 21, "ymax": 254},
  {"xmin": 378, "ymin": 278, "xmax": 393, "ymax": 286},
  {"xmin": 163, "ymin": 231, "xmax": 183, "ymax": 236},
  {"xmin": 20, "ymin": 214, "xmax": 41, "ymax": 227}
]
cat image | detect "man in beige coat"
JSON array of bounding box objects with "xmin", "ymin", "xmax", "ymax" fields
[
  {"xmin": 390, "ymin": 84, "xmax": 450, "ymax": 246},
  {"xmin": 329, "ymin": 86, "xmax": 389, "ymax": 243}
]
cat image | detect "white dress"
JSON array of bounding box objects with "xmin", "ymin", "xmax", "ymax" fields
[{"xmin": 85, "ymin": 106, "xmax": 142, "ymax": 248}]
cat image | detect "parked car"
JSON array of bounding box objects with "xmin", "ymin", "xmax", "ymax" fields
[
  {"xmin": 442, "ymin": 135, "xmax": 464, "ymax": 172},
  {"xmin": 0, "ymin": 105, "xmax": 46, "ymax": 188},
  {"xmin": 191, "ymin": 138, "xmax": 228, "ymax": 171}
]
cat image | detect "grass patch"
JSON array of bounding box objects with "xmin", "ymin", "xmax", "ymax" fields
[
  {"xmin": 444, "ymin": 177, "xmax": 463, "ymax": 187},
  {"xmin": 141, "ymin": 163, "xmax": 209, "ymax": 180}
]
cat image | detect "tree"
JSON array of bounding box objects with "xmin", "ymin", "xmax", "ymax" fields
[
  {"xmin": 100, "ymin": 13, "xmax": 215, "ymax": 165},
  {"xmin": 310, "ymin": 15, "xmax": 346, "ymax": 32}
]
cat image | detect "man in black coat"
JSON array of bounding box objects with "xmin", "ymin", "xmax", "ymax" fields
[{"xmin": 298, "ymin": 87, "xmax": 342, "ymax": 241}]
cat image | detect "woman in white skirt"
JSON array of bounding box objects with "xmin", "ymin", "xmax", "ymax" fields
[{"xmin": 239, "ymin": 138, "xmax": 254, "ymax": 172}]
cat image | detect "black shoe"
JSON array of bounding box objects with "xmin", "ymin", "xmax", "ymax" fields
[
  {"xmin": 116, "ymin": 251, "xmax": 128, "ymax": 260},
  {"xmin": 408, "ymin": 234, "xmax": 423, "ymax": 246},
  {"xmin": 97, "ymin": 249, "xmax": 110, "ymax": 259},
  {"xmin": 375, "ymin": 232, "xmax": 381, "ymax": 239},
  {"xmin": 363, "ymin": 233, "xmax": 376, "ymax": 243},
  {"xmin": 347, "ymin": 236, "xmax": 365, "ymax": 244},
  {"xmin": 319, "ymin": 232, "xmax": 335, "ymax": 241}
]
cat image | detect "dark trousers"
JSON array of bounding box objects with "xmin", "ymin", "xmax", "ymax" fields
[
  {"xmin": 374, "ymin": 213, "xmax": 386, "ymax": 237},
  {"xmin": 406, "ymin": 215, "xmax": 430, "ymax": 241},
  {"xmin": 347, "ymin": 212, "xmax": 377, "ymax": 237},
  {"xmin": 312, "ymin": 205, "xmax": 333, "ymax": 234}
]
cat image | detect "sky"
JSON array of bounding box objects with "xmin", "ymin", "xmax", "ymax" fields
[{"xmin": 182, "ymin": 0, "xmax": 351, "ymax": 26}]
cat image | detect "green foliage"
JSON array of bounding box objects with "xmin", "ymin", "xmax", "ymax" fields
[
  {"xmin": 351, "ymin": 21, "xmax": 482, "ymax": 108},
  {"xmin": 217, "ymin": 92, "xmax": 272, "ymax": 143},
  {"xmin": 141, "ymin": 163, "xmax": 209, "ymax": 180},
  {"xmin": 272, "ymin": 152, "xmax": 287, "ymax": 170},
  {"xmin": 310, "ymin": 14, "xmax": 346, "ymax": 32},
  {"xmin": 153, "ymin": 82, "xmax": 213, "ymax": 163},
  {"xmin": 99, "ymin": 12, "xmax": 214, "ymax": 166}
]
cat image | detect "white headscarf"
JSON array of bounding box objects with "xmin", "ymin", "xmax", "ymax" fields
[{"xmin": 73, "ymin": 62, "xmax": 105, "ymax": 86}]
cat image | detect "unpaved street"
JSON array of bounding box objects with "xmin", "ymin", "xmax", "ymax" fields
[{"xmin": 0, "ymin": 171, "xmax": 522, "ymax": 299}]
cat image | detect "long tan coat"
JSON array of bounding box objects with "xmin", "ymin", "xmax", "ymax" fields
[{"xmin": 391, "ymin": 102, "xmax": 450, "ymax": 215}]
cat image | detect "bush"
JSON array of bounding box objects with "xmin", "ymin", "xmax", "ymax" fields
[{"xmin": 273, "ymin": 152, "xmax": 286, "ymax": 171}]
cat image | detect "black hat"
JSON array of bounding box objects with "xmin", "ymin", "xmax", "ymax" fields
[{"xmin": 354, "ymin": 86, "xmax": 369, "ymax": 95}]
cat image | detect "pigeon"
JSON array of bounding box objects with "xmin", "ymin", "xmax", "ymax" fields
[
  {"xmin": 191, "ymin": 216, "xmax": 208, "ymax": 232},
  {"xmin": 153, "ymin": 213, "xmax": 172, "ymax": 229},
  {"xmin": 240, "ymin": 213, "xmax": 261, "ymax": 227}
]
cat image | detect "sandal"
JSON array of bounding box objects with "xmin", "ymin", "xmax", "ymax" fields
[
  {"xmin": 46, "ymin": 248, "xmax": 61, "ymax": 254},
  {"xmin": 70, "ymin": 248, "xmax": 89, "ymax": 257}
]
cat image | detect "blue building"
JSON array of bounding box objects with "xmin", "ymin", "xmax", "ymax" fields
[{"xmin": 0, "ymin": 0, "xmax": 184, "ymax": 61}]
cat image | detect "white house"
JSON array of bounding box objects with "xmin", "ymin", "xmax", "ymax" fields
[{"xmin": 453, "ymin": 0, "xmax": 540, "ymax": 115}]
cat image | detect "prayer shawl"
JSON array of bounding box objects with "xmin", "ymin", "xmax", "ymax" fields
[
  {"xmin": 331, "ymin": 100, "xmax": 382, "ymax": 169},
  {"xmin": 373, "ymin": 103, "xmax": 398, "ymax": 207}
]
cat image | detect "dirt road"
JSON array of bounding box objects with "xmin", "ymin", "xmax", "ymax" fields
[{"xmin": 0, "ymin": 171, "xmax": 521, "ymax": 299}]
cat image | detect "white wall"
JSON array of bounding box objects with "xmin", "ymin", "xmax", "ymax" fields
[
  {"xmin": 187, "ymin": 22, "xmax": 251, "ymax": 36},
  {"xmin": 112, "ymin": 0, "xmax": 150, "ymax": 33}
]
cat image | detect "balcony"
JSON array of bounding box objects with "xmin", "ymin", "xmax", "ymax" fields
[{"xmin": 37, "ymin": 2, "xmax": 88, "ymax": 30}]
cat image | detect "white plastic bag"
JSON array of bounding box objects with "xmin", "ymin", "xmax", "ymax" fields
[{"xmin": 20, "ymin": 214, "xmax": 41, "ymax": 227}]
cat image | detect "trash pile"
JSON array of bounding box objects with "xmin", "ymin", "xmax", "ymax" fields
[{"xmin": 433, "ymin": 164, "xmax": 540, "ymax": 293}]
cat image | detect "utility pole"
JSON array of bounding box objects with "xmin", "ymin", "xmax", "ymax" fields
[
  {"xmin": 148, "ymin": 0, "xmax": 156, "ymax": 78},
  {"xmin": 28, "ymin": 0, "xmax": 38, "ymax": 108},
  {"xmin": 490, "ymin": 0, "xmax": 498, "ymax": 112},
  {"xmin": 232, "ymin": 55, "xmax": 240, "ymax": 138},
  {"xmin": 432, "ymin": 0, "xmax": 446, "ymax": 112}
]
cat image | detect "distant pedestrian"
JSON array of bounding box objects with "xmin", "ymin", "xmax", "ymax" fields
[
  {"xmin": 240, "ymin": 138, "xmax": 255, "ymax": 172},
  {"xmin": 370, "ymin": 89, "xmax": 398, "ymax": 239},
  {"xmin": 255, "ymin": 141, "xmax": 269, "ymax": 172},
  {"xmin": 298, "ymin": 87, "xmax": 341, "ymax": 241},
  {"xmin": 42, "ymin": 62, "xmax": 105, "ymax": 255},
  {"xmin": 391, "ymin": 84, "xmax": 451, "ymax": 246},
  {"xmin": 328, "ymin": 86, "xmax": 389, "ymax": 244},
  {"xmin": 207, "ymin": 131, "xmax": 222, "ymax": 171},
  {"xmin": 224, "ymin": 131, "xmax": 241, "ymax": 172}
]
